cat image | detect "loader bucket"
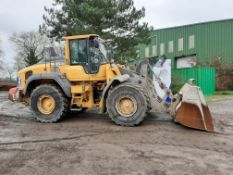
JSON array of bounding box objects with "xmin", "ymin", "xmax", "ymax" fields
[{"xmin": 175, "ymin": 83, "xmax": 215, "ymax": 132}]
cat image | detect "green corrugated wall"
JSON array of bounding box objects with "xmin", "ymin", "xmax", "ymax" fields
[
  {"xmin": 137, "ymin": 19, "xmax": 233, "ymax": 95},
  {"xmin": 138, "ymin": 19, "xmax": 233, "ymax": 68},
  {"xmin": 173, "ymin": 67, "xmax": 216, "ymax": 95}
]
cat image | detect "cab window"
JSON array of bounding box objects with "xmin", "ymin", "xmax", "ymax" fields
[{"xmin": 70, "ymin": 39, "xmax": 88, "ymax": 65}]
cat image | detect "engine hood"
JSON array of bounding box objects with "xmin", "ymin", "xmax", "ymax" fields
[{"xmin": 17, "ymin": 64, "xmax": 54, "ymax": 77}]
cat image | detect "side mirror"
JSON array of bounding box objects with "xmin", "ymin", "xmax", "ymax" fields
[
  {"xmin": 94, "ymin": 39, "xmax": 99, "ymax": 48},
  {"xmin": 107, "ymin": 50, "xmax": 113, "ymax": 60},
  {"xmin": 105, "ymin": 39, "xmax": 113, "ymax": 49}
]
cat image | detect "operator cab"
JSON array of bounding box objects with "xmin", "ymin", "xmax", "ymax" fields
[{"xmin": 66, "ymin": 34, "xmax": 111, "ymax": 74}]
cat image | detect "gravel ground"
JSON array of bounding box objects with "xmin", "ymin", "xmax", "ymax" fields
[{"xmin": 0, "ymin": 91, "xmax": 233, "ymax": 175}]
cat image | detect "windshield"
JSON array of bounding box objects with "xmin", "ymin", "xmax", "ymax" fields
[{"xmin": 97, "ymin": 38, "xmax": 111, "ymax": 63}]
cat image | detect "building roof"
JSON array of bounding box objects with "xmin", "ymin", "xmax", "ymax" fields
[{"xmin": 153, "ymin": 18, "xmax": 233, "ymax": 32}]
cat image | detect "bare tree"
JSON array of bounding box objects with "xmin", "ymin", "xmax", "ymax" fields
[
  {"xmin": 0, "ymin": 38, "xmax": 2, "ymax": 58},
  {"xmin": 52, "ymin": 41, "xmax": 65, "ymax": 56},
  {"xmin": 13, "ymin": 56, "xmax": 25, "ymax": 71},
  {"xmin": 0, "ymin": 38, "xmax": 4, "ymax": 75},
  {"xmin": 10, "ymin": 31, "xmax": 50, "ymax": 67},
  {"xmin": 0, "ymin": 59, "xmax": 4, "ymax": 78},
  {"xmin": 0, "ymin": 38, "xmax": 17, "ymax": 80},
  {"xmin": 5, "ymin": 64, "xmax": 15, "ymax": 81}
]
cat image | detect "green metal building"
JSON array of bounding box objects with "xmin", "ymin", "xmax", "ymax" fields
[{"xmin": 138, "ymin": 18, "xmax": 233, "ymax": 69}]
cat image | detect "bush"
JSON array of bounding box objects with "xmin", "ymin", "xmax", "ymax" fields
[
  {"xmin": 215, "ymin": 91, "xmax": 233, "ymax": 95},
  {"xmin": 202, "ymin": 58, "xmax": 233, "ymax": 90},
  {"xmin": 171, "ymin": 76, "xmax": 184, "ymax": 94}
]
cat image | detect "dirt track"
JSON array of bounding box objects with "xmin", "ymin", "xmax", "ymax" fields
[{"xmin": 0, "ymin": 92, "xmax": 233, "ymax": 175}]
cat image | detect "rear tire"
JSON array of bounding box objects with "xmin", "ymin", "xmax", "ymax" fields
[
  {"xmin": 30, "ymin": 84, "xmax": 69, "ymax": 123},
  {"xmin": 107, "ymin": 85, "xmax": 148, "ymax": 126}
]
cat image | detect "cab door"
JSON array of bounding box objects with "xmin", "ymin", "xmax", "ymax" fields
[{"xmin": 65, "ymin": 38, "xmax": 107, "ymax": 81}]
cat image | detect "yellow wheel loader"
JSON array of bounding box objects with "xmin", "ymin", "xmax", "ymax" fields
[{"xmin": 8, "ymin": 34, "xmax": 214, "ymax": 132}]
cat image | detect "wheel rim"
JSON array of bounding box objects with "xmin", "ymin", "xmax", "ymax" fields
[
  {"xmin": 37, "ymin": 95, "xmax": 56, "ymax": 115},
  {"xmin": 116, "ymin": 95, "xmax": 138, "ymax": 118}
]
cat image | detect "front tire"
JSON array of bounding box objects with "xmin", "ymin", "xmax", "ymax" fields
[
  {"xmin": 106, "ymin": 85, "xmax": 148, "ymax": 126},
  {"xmin": 30, "ymin": 84, "xmax": 69, "ymax": 123}
]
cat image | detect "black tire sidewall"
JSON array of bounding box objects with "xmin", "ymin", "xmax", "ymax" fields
[
  {"xmin": 31, "ymin": 85, "xmax": 64, "ymax": 122},
  {"xmin": 107, "ymin": 86, "xmax": 147, "ymax": 125}
]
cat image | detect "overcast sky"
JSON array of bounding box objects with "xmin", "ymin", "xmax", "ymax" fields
[{"xmin": 0, "ymin": 0, "xmax": 233, "ymax": 64}]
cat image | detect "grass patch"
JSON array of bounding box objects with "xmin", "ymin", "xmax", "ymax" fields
[
  {"xmin": 205, "ymin": 91, "xmax": 233, "ymax": 102},
  {"xmin": 214, "ymin": 91, "xmax": 233, "ymax": 95}
]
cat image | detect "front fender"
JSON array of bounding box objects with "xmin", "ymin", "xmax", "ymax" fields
[
  {"xmin": 24, "ymin": 73, "xmax": 71, "ymax": 98},
  {"xmin": 100, "ymin": 74, "xmax": 130, "ymax": 113}
]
